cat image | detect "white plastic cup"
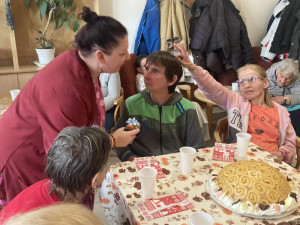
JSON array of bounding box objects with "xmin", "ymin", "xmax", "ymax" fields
[
  {"xmin": 232, "ymin": 82, "xmax": 239, "ymax": 93},
  {"xmin": 138, "ymin": 167, "xmax": 157, "ymax": 199},
  {"xmin": 180, "ymin": 147, "xmax": 196, "ymax": 175},
  {"xmin": 236, "ymin": 132, "xmax": 252, "ymax": 160},
  {"xmin": 190, "ymin": 212, "xmax": 213, "ymax": 225},
  {"xmin": 10, "ymin": 89, "xmax": 20, "ymax": 101}
]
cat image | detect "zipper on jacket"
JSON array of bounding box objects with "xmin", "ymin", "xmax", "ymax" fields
[{"xmin": 158, "ymin": 105, "xmax": 163, "ymax": 155}]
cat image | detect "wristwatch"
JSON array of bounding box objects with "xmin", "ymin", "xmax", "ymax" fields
[{"xmin": 283, "ymin": 95, "xmax": 287, "ymax": 104}]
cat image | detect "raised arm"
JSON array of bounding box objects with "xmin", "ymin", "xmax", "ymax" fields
[{"xmin": 174, "ymin": 43, "xmax": 242, "ymax": 111}]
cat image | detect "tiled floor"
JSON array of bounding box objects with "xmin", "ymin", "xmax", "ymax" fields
[{"xmin": 93, "ymin": 106, "xmax": 227, "ymax": 224}]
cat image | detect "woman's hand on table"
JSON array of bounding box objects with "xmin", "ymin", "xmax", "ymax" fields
[
  {"xmin": 173, "ymin": 43, "xmax": 196, "ymax": 72},
  {"xmin": 113, "ymin": 127, "xmax": 140, "ymax": 147},
  {"xmin": 270, "ymin": 151, "xmax": 283, "ymax": 161}
]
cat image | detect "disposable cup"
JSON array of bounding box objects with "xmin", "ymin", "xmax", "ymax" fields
[
  {"xmin": 180, "ymin": 147, "xmax": 196, "ymax": 175},
  {"xmin": 138, "ymin": 167, "xmax": 157, "ymax": 199},
  {"xmin": 236, "ymin": 132, "xmax": 252, "ymax": 160},
  {"xmin": 232, "ymin": 82, "xmax": 239, "ymax": 93},
  {"xmin": 10, "ymin": 89, "xmax": 20, "ymax": 101},
  {"xmin": 190, "ymin": 212, "xmax": 213, "ymax": 225}
]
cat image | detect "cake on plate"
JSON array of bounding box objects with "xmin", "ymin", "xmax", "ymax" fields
[{"xmin": 207, "ymin": 160, "xmax": 298, "ymax": 218}]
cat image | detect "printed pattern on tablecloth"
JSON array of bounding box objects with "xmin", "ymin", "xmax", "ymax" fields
[
  {"xmin": 212, "ymin": 143, "xmax": 235, "ymax": 162},
  {"xmin": 136, "ymin": 192, "xmax": 194, "ymax": 221},
  {"xmin": 135, "ymin": 156, "xmax": 165, "ymax": 179}
]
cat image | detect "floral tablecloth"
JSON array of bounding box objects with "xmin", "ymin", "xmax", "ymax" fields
[{"xmin": 99, "ymin": 143, "xmax": 300, "ymax": 225}]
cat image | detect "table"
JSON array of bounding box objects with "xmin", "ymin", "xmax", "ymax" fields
[
  {"xmin": 100, "ymin": 144, "xmax": 300, "ymax": 225},
  {"xmin": 0, "ymin": 94, "xmax": 12, "ymax": 119},
  {"xmin": 194, "ymin": 86, "xmax": 231, "ymax": 132}
]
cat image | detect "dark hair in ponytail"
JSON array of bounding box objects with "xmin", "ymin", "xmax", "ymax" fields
[{"xmin": 75, "ymin": 7, "xmax": 127, "ymax": 57}]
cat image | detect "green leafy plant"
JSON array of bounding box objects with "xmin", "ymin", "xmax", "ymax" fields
[
  {"xmin": 35, "ymin": 29, "xmax": 53, "ymax": 49},
  {"xmin": 26, "ymin": 0, "xmax": 81, "ymax": 49}
]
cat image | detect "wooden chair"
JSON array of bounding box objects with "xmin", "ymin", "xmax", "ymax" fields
[
  {"xmin": 296, "ymin": 136, "xmax": 300, "ymax": 169},
  {"xmin": 214, "ymin": 116, "xmax": 228, "ymax": 143},
  {"xmin": 177, "ymin": 84, "xmax": 191, "ymax": 100},
  {"xmin": 110, "ymin": 88, "xmax": 124, "ymax": 133}
]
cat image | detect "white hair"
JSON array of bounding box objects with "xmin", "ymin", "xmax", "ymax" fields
[{"xmin": 276, "ymin": 58, "xmax": 299, "ymax": 77}]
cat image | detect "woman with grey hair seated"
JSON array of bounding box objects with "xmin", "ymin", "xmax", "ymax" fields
[
  {"xmin": 0, "ymin": 126, "xmax": 110, "ymax": 224},
  {"xmin": 267, "ymin": 58, "xmax": 300, "ymax": 136}
]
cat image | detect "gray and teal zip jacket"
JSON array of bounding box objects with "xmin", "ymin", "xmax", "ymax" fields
[{"xmin": 115, "ymin": 90, "xmax": 205, "ymax": 161}]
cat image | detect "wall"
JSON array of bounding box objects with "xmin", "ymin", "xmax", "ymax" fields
[
  {"xmin": 236, "ymin": 0, "xmax": 278, "ymax": 47},
  {"xmin": 98, "ymin": 0, "xmax": 146, "ymax": 53},
  {"xmin": 96, "ymin": 0, "xmax": 279, "ymax": 50}
]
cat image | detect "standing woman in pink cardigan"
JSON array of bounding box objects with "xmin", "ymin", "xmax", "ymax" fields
[
  {"xmin": 174, "ymin": 43, "xmax": 296, "ymax": 164},
  {"xmin": 0, "ymin": 7, "xmax": 139, "ymax": 208}
]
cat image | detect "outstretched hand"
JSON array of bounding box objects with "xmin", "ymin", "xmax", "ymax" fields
[
  {"xmin": 173, "ymin": 43, "xmax": 196, "ymax": 71},
  {"xmin": 113, "ymin": 127, "xmax": 140, "ymax": 147}
]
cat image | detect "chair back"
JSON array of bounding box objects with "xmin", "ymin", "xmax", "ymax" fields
[
  {"xmin": 112, "ymin": 88, "xmax": 124, "ymax": 132},
  {"xmin": 177, "ymin": 84, "xmax": 192, "ymax": 100},
  {"xmin": 214, "ymin": 116, "xmax": 228, "ymax": 143},
  {"xmin": 119, "ymin": 54, "xmax": 137, "ymax": 99}
]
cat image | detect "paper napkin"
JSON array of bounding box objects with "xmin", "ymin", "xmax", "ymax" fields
[
  {"xmin": 135, "ymin": 156, "xmax": 165, "ymax": 179},
  {"xmin": 212, "ymin": 143, "xmax": 235, "ymax": 162},
  {"xmin": 136, "ymin": 192, "xmax": 194, "ymax": 220}
]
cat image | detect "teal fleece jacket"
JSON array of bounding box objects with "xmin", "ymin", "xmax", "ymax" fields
[{"xmin": 115, "ymin": 90, "xmax": 205, "ymax": 161}]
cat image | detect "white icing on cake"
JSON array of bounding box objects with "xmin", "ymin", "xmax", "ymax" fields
[{"xmin": 207, "ymin": 163, "xmax": 299, "ymax": 218}]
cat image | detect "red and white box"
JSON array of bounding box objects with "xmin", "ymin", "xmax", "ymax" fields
[
  {"xmin": 135, "ymin": 156, "xmax": 165, "ymax": 179},
  {"xmin": 212, "ymin": 143, "xmax": 235, "ymax": 162}
]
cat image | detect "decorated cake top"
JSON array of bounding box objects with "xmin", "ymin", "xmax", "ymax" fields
[
  {"xmin": 216, "ymin": 160, "xmax": 291, "ymax": 205},
  {"xmin": 207, "ymin": 160, "xmax": 298, "ymax": 218}
]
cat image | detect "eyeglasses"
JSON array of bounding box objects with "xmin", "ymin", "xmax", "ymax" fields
[{"xmin": 236, "ymin": 75, "xmax": 260, "ymax": 87}]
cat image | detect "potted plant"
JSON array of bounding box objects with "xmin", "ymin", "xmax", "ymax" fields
[{"xmin": 25, "ymin": 0, "xmax": 81, "ymax": 65}]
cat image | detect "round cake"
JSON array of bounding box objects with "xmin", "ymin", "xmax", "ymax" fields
[{"xmin": 207, "ymin": 160, "xmax": 298, "ymax": 218}]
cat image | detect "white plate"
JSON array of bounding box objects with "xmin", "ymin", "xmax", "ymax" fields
[
  {"xmin": 206, "ymin": 180, "xmax": 299, "ymax": 219},
  {"xmin": 34, "ymin": 61, "xmax": 47, "ymax": 68}
]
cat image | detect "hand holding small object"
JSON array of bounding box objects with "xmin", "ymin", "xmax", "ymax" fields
[
  {"xmin": 125, "ymin": 117, "xmax": 141, "ymax": 131},
  {"xmin": 113, "ymin": 127, "xmax": 140, "ymax": 147}
]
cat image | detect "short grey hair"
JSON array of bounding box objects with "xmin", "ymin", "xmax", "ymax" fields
[
  {"xmin": 276, "ymin": 58, "xmax": 299, "ymax": 77},
  {"xmin": 45, "ymin": 126, "xmax": 111, "ymax": 199}
]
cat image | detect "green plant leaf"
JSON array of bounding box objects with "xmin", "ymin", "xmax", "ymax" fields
[
  {"xmin": 34, "ymin": 0, "xmax": 39, "ymax": 3},
  {"xmin": 40, "ymin": 1, "xmax": 48, "ymax": 20},
  {"xmin": 49, "ymin": 0, "xmax": 55, "ymax": 6},
  {"xmin": 73, "ymin": 20, "xmax": 80, "ymax": 32},
  {"xmin": 70, "ymin": 14, "xmax": 75, "ymax": 25},
  {"xmin": 64, "ymin": 21, "xmax": 69, "ymax": 30},
  {"xmin": 56, "ymin": 17, "xmax": 63, "ymax": 29},
  {"xmin": 62, "ymin": 12, "xmax": 69, "ymax": 22},
  {"xmin": 25, "ymin": 0, "xmax": 31, "ymax": 8},
  {"xmin": 54, "ymin": 9, "xmax": 60, "ymax": 18}
]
